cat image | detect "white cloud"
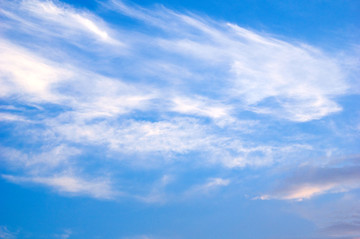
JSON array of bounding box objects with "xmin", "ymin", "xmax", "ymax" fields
[
  {"xmin": 0, "ymin": 39, "xmax": 71, "ymax": 102},
  {"xmin": 0, "ymin": 145, "xmax": 80, "ymax": 170},
  {"xmin": 47, "ymin": 117, "xmax": 210, "ymax": 154},
  {"xmin": 122, "ymin": 235, "xmax": 157, "ymax": 239},
  {"xmin": 0, "ymin": 113, "xmax": 28, "ymax": 122},
  {"xmin": 170, "ymin": 96, "xmax": 232, "ymax": 121},
  {"xmin": 65, "ymin": 76, "xmax": 155, "ymax": 120},
  {"xmin": 185, "ymin": 177, "xmax": 230, "ymax": 197},
  {"xmin": 1, "ymin": 0, "xmax": 352, "ymax": 122},
  {"xmin": 18, "ymin": 0, "xmax": 122, "ymax": 45},
  {"xmin": 136, "ymin": 175, "xmax": 174, "ymax": 203},
  {"xmin": 3, "ymin": 174, "xmax": 116, "ymax": 199},
  {"xmin": 0, "ymin": 0, "xmax": 357, "ymax": 201},
  {"xmin": 44, "ymin": 115, "xmax": 307, "ymax": 168},
  {"xmin": 0, "ymin": 146, "xmax": 118, "ymax": 199},
  {"xmin": 54, "ymin": 229, "xmax": 72, "ymax": 239},
  {"xmin": 0, "ymin": 38, "xmax": 154, "ymax": 119},
  {"xmin": 111, "ymin": 0, "xmax": 349, "ymax": 121}
]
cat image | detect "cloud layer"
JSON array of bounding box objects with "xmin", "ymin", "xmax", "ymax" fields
[{"xmin": 0, "ymin": 0, "xmax": 357, "ymax": 204}]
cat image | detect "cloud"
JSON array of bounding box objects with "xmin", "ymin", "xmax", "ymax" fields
[
  {"xmin": 44, "ymin": 115, "xmax": 311, "ymax": 168},
  {"xmin": 0, "ymin": 39, "xmax": 71, "ymax": 102},
  {"xmin": 137, "ymin": 176, "xmax": 231, "ymax": 203},
  {"xmin": 0, "ymin": 145, "xmax": 80, "ymax": 170},
  {"xmin": 46, "ymin": 117, "xmax": 211, "ymax": 154},
  {"xmin": 110, "ymin": 0, "xmax": 350, "ymax": 121},
  {"xmin": 2, "ymin": 0, "xmax": 351, "ymax": 121},
  {"xmin": 0, "ymin": 113, "xmax": 28, "ymax": 122},
  {"xmin": 260, "ymin": 161, "xmax": 360, "ymax": 201},
  {"xmin": 170, "ymin": 96, "xmax": 233, "ymax": 125},
  {"xmin": 256, "ymin": 159, "xmax": 360, "ymax": 238},
  {"xmin": 1, "ymin": 0, "xmax": 352, "ymax": 123},
  {"xmin": 0, "ymin": 226, "xmax": 16, "ymax": 239},
  {"xmin": 3, "ymin": 0, "xmax": 122, "ymax": 46},
  {"xmin": 122, "ymin": 235, "xmax": 160, "ymax": 239},
  {"xmin": 0, "ymin": 38, "xmax": 154, "ymax": 119},
  {"xmin": 0, "ymin": 146, "xmax": 117, "ymax": 199},
  {"xmin": 0, "ymin": 0, "xmax": 357, "ymax": 201},
  {"xmin": 54, "ymin": 229, "xmax": 72, "ymax": 239},
  {"xmin": 135, "ymin": 175, "xmax": 174, "ymax": 203},
  {"xmin": 184, "ymin": 177, "xmax": 230, "ymax": 197},
  {"xmin": 3, "ymin": 174, "xmax": 116, "ymax": 199}
]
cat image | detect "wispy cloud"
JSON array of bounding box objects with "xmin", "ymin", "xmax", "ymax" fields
[
  {"xmin": 259, "ymin": 159, "xmax": 360, "ymax": 201},
  {"xmin": 0, "ymin": 112, "xmax": 28, "ymax": 122},
  {"xmin": 110, "ymin": 0, "xmax": 350, "ymax": 122},
  {"xmin": 135, "ymin": 175, "xmax": 174, "ymax": 203},
  {"xmin": 122, "ymin": 235, "xmax": 162, "ymax": 239},
  {"xmin": 2, "ymin": 0, "xmax": 122, "ymax": 46},
  {"xmin": 1, "ymin": 0, "xmax": 352, "ymax": 121},
  {"xmin": 184, "ymin": 177, "xmax": 230, "ymax": 197},
  {"xmin": 0, "ymin": 0, "xmax": 357, "ymax": 200},
  {"xmin": 0, "ymin": 145, "xmax": 80, "ymax": 170},
  {"xmin": 0, "ymin": 146, "xmax": 117, "ymax": 199},
  {"xmin": 3, "ymin": 174, "xmax": 116, "ymax": 199},
  {"xmin": 0, "ymin": 39, "xmax": 71, "ymax": 102},
  {"xmin": 0, "ymin": 226, "xmax": 16, "ymax": 239},
  {"xmin": 54, "ymin": 229, "xmax": 72, "ymax": 239}
]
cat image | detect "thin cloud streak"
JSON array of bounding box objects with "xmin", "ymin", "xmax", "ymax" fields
[
  {"xmin": 2, "ymin": 0, "xmax": 123, "ymax": 46},
  {"xmin": 3, "ymin": 174, "xmax": 117, "ymax": 199}
]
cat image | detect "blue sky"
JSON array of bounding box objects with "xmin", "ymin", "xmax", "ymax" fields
[{"xmin": 0, "ymin": 0, "xmax": 359, "ymax": 238}]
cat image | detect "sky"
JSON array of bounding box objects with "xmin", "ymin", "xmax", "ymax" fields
[{"xmin": 0, "ymin": 0, "xmax": 359, "ymax": 238}]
